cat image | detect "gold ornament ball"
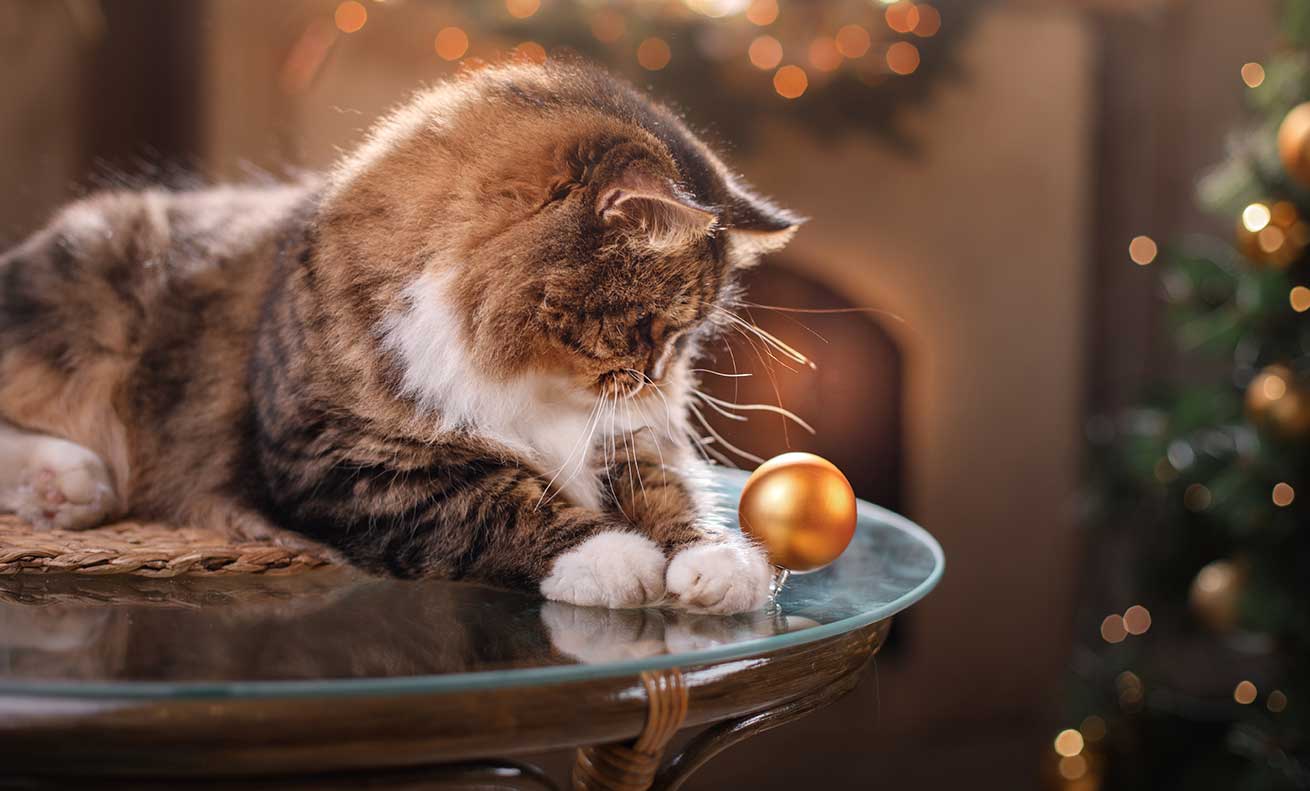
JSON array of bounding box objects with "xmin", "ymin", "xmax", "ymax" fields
[
  {"xmin": 1235, "ymin": 201, "xmax": 1308, "ymax": 269},
  {"xmin": 738, "ymin": 452, "xmax": 856, "ymax": 572},
  {"xmin": 1246, "ymin": 363, "xmax": 1310, "ymax": 439},
  {"xmin": 1189, "ymin": 559, "xmax": 1244, "ymax": 633},
  {"xmin": 1279, "ymin": 102, "xmax": 1310, "ymax": 186}
]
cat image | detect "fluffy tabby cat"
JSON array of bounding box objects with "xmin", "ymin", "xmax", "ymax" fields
[{"xmin": 0, "ymin": 62, "xmax": 800, "ymax": 613}]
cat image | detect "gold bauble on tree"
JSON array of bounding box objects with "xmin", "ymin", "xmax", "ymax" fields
[
  {"xmin": 1278, "ymin": 102, "xmax": 1310, "ymax": 186},
  {"xmin": 739, "ymin": 452, "xmax": 856, "ymax": 573},
  {"xmin": 1245, "ymin": 363, "xmax": 1310, "ymax": 439},
  {"xmin": 1188, "ymin": 559, "xmax": 1245, "ymax": 633},
  {"xmin": 1235, "ymin": 201, "xmax": 1308, "ymax": 269}
]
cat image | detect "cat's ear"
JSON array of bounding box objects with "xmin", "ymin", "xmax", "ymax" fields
[
  {"xmin": 724, "ymin": 189, "xmax": 804, "ymax": 263},
  {"xmin": 597, "ymin": 166, "xmax": 718, "ymax": 248}
]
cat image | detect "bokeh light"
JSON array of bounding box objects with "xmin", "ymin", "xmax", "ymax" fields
[
  {"xmin": 1241, "ymin": 62, "xmax": 1265, "ymax": 88},
  {"xmin": 1263, "ymin": 371, "xmax": 1288, "ymax": 400},
  {"xmin": 334, "ymin": 1, "xmax": 367, "ymax": 33},
  {"xmin": 1268, "ymin": 690, "xmax": 1288, "ymax": 713},
  {"xmin": 1100, "ymin": 614, "xmax": 1127, "ymax": 643},
  {"xmin": 434, "ymin": 27, "xmax": 469, "ymax": 61},
  {"xmin": 773, "ymin": 64, "xmax": 808, "ymax": 99},
  {"xmin": 1123, "ymin": 604, "xmax": 1151, "ymax": 635},
  {"xmin": 1054, "ymin": 729, "xmax": 1085, "ymax": 757},
  {"xmin": 590, "ymin": 10, "xmax": 626, "ymax": 43},
  {"xmin": 1272, "ymin": 482, "xmax": 1295, "ymax": 506},
  {"xmin": 835, "ymin": 24, "xmax": 871, "ymax": 59},
  {"xmin": 749, "ymin": 36, "xmax": 783, "ymax": 70},
  {"xmin": 1129, "ymin": 235, "xmax": 1157, "ymax": 265},
  {"xmin": 1234, "ymin": 680, "xmax": 1258, "ymax": 705},
  {"xmin": 637, "ymin": 37, "xmax": 672, "ymax": 70},
  {"xmin": 505, "ymin": 0, "xmax": 540, "ymax": 19},
  {"xmin": 809, "ymin": 37, "xmax": 842, "ymax": 72},
  {"xmin": 746, "ymin": 0, "xmax": 779, "ymax": 26},
  {"xmin": 1290, "ymin": 285, "xmax": 1310, "ymax": 312},
  {"xmin": 1058, "ymin": 755, "xmax": 1088, "ymax": 781},
  {"xmin": 1243, "ymin": 202, "xmax": 1272, "ymax": 233},
  {"xmin": 1183, "ymin": 483, "xmax": 1213, "ymax": 511},
  {"xmin": 885, "ymin": 2, "xmax": 920, "ymax": 34},
  {"xmin": 886, "ymin": 42, "xmax": 920, "ymax": 75},
  {"xmin": 915, "ymin": 4, "xmax": 942, "ymax": 37},
  {"xmin": 515, "ymin": 41, "xmax": 547, "ymax": 64}
]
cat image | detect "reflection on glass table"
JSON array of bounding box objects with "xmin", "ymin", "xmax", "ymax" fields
[{"xmin": 0, "ymin": 469, "xmax": 943, "ymax": 790}]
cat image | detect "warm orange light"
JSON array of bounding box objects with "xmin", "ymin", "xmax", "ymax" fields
[
  {"xmin": 1123, "ymin": 605, "xmax": 1151, "ymax": 635},
  {"xmin": 434, "ymin": 27, "xmax": 469, "ymax": 61},
  {"xmin": 506, "ymin": 0, "xmax": 540, "ymax": 19},
  {"xmin": 1100, "ymin": 614, "xmax": 1127, "ymax": 644},
  {"xmin": 1241, "ymin": 62, "xmax": 1266, "ymax": 88},
  {"xmin": 809, "ymin": 37, "xmax": 842, "ymax": 72},
  {"xmin": 746, "ymin": 0, "xmax": 779, "ymax": 26},
  {"xmin": 1273, "ymin": 482, "xmax": 1295, "ymax": 506},
  {"xmin": 738, "ymin": 452, "xmax": 855, "ymax": 570},
  {"xmin": 1235, "ymin": 680, "xmax": 1258, "ymax": 705},
  {"xmin": 637, "ymin": 37, "xmax": 672, "ymax": 70},
  {"xmin": 1054, "ymin": 729, "xmax": 1084, "ymax": 758},
  {"xmin": 590, "ymin": 10, "xmax": 626, "ymax": 43},
  {"xmin": 1292, "ymin": 286, "xmax": 1310, "ymax": 312},
  {"xmin": 334, "ymin": 1, "xmax": 367, "ymax": 33},
  {"xmin": 748, "ymin": 35, "xmax": 783, "ymax": 70},
  {"xmin": 1268, "ymin": 690, "xmax": 1288, "ymax": 713},
  {"xmin": 835, "ymin": 24, "xmax": 871, "ymax": 58},
  {"xmin": 515, "ymin": 41, "xmax": 547, "ymax": 64},
  {"xmin": 886, "ymin": 41, "xmax": 920, "ymax": 75},
  {"xmin": 773, "ymin": 65, "xmax": 809, "ymax": 99},
  {"xmin": 914, "ymin": 3, "xmax": 942, "ymax": 37},
  {"xmin": 1263, "ymin": 373, "xmax": 1288, "ymax": 400},
  {"xmin": 885, "ymin": 2, "xmax": 920, "ymax": 34},
  {"xmin": 1129, "ymin": 235, "xmax": 1157, "ymax": 265},
  {"xmin": 1058, "ymin": 755, "xmax": 1088, "ymax": 781}
]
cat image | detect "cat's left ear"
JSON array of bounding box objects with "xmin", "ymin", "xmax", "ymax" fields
[
  {"xmin": 598, "ymin": 166, "xmax": 718, "ymax": 248},
  {"xmin": 723, "ymin": 188, "xmax": 804, "ymax": 264}
]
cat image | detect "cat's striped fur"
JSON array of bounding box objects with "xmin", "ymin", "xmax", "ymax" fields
[{"xmin": 0, "ymin": 62, "xmax": 799, "ymax": 612}]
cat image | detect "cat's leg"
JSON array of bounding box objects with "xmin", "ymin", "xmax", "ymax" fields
[
  {"xmin": 266, "ymin": 447, "xmax": 668, "ymax": 608},
  {"xmin": 602, "ymin": 435, "xmax": 773, "ymax": 614},
  {"xmin": 0, "ymin": 420, "xmax": 118, "ymax": 531}
]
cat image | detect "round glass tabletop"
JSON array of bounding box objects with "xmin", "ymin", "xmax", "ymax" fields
[{"xmin": 0, "ymin": 469, "xmax": 942, "ymax": 699}]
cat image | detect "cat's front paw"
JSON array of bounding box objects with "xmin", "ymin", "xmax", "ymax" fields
[
  {"xmin": 8, "ymin": 440, "xmax": 117, "ymax": 531},
  {"xmin": 540, "ymin": 531, "xmax": 667, "ymax": 609},
  {"xmin": 666, "ymin": 541, "xmax": 773, "ymax": 614}
]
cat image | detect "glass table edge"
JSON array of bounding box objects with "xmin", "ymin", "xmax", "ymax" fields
[{"xmin": 0, "ymin": 472, "xmax": 944, "ymax": 701}]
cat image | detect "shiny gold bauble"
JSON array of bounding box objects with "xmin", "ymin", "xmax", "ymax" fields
[
  {"xmin": 1245, "ymin": 363, "xmax": 1310, "ymax": 439},
  {"xmin": 738, "ymin": 452, "xmax": 856, "ymax": 572},
  {"xmin": 1235, "ymin": 201, "xmax": 1308, "ymax": 269},
  {"xmin": 1188, "ymin": 559, "xmax": 1245, "ymax": 633},
  {"xmin": 1279, "ymin": 102, "xmax": 1310, "ymax": 186}
]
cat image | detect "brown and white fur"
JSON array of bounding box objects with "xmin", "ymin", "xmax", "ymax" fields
[{"xmin": 0, "ymin": 62, "xmax": 800, "ymax": 613}]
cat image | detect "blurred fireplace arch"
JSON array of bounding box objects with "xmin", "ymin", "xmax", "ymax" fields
[{"xmin": 699, "ymin": 261, "xmax": 905, "ymax": 515}]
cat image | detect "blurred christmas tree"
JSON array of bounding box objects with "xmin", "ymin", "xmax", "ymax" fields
[{"xmin": 1064, "ymin": 4, "xmax": 1310, "ymax": 790}]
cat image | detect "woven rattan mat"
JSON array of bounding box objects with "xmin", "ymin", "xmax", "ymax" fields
[{"xmin": 0, "ymin": 515, "xmax": 333, "ymax": 577}]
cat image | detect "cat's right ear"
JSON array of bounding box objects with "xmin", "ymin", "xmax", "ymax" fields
[
  {"xmin": 597, "ymin": 166, "xmax": 718, "ymax": 249},
  {"xmin": 723, "ymin": 189, "xmax": 804, "ymax": 264}
]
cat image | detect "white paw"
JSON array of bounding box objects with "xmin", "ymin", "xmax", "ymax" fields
[
  {"xmin": 7, "ymin": 439, "xmax": 117, "ymax": 531},
  {"xmin": 540, "ymin": 531, "xmax": 667, "ymax": 609},
  {"xmin": 666, "ymin": 541, "xmax": 773, "ymax": 614}
]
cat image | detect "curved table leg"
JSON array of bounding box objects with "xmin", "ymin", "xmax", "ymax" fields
[
  {"xmin": 573, "ymin": 669, "xmax": 689, "ymax": 791},
  {"xmin": 649, "ymin": 670, "xmax": 862, "ymax": 791}
]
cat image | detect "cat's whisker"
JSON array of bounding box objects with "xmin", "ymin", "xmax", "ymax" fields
[
  {"xmin": 692, "ymin": 389, "xmax": 816, "ymax": 435},
  {"xmin": 697, "ymin": 437, "xmax": 739, "ymax": 468},
  {"xmin": 723, "ymin": 321, "xmax": 795, "ymax": 446},
  {"xmin": 690, "ymin": 368, "xmax": 752, "ymax": 378},
  {"xmin": 688, "ymin": 402, "xmax": 764, "ymax": 465},
  {"xmin": 714, "ymin": 308, "xmax": 814, "ymax": 370},
  {"xmin": 691, "ymin": 391, "xmax": 748, "ymax": 422},
  {"xmin": 626, "ymin": 369, "xmax": 672, "ymax": 486},
  {"xmin": 535, "ymin": 393, "xmax": 604, "ymax": 511},
  {"xmin": 541, "ymin": 391, "xmax": 609, "ymax": 510}
]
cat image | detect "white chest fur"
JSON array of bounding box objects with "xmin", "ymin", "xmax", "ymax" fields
[{"xmin": 378, "ymin": 273, "xmax": 672, "ymax": 511}]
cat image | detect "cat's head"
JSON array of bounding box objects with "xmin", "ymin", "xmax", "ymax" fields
[{"xmin": 323, "ymin": 62, "xmax": 801, "ymax": 404}]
